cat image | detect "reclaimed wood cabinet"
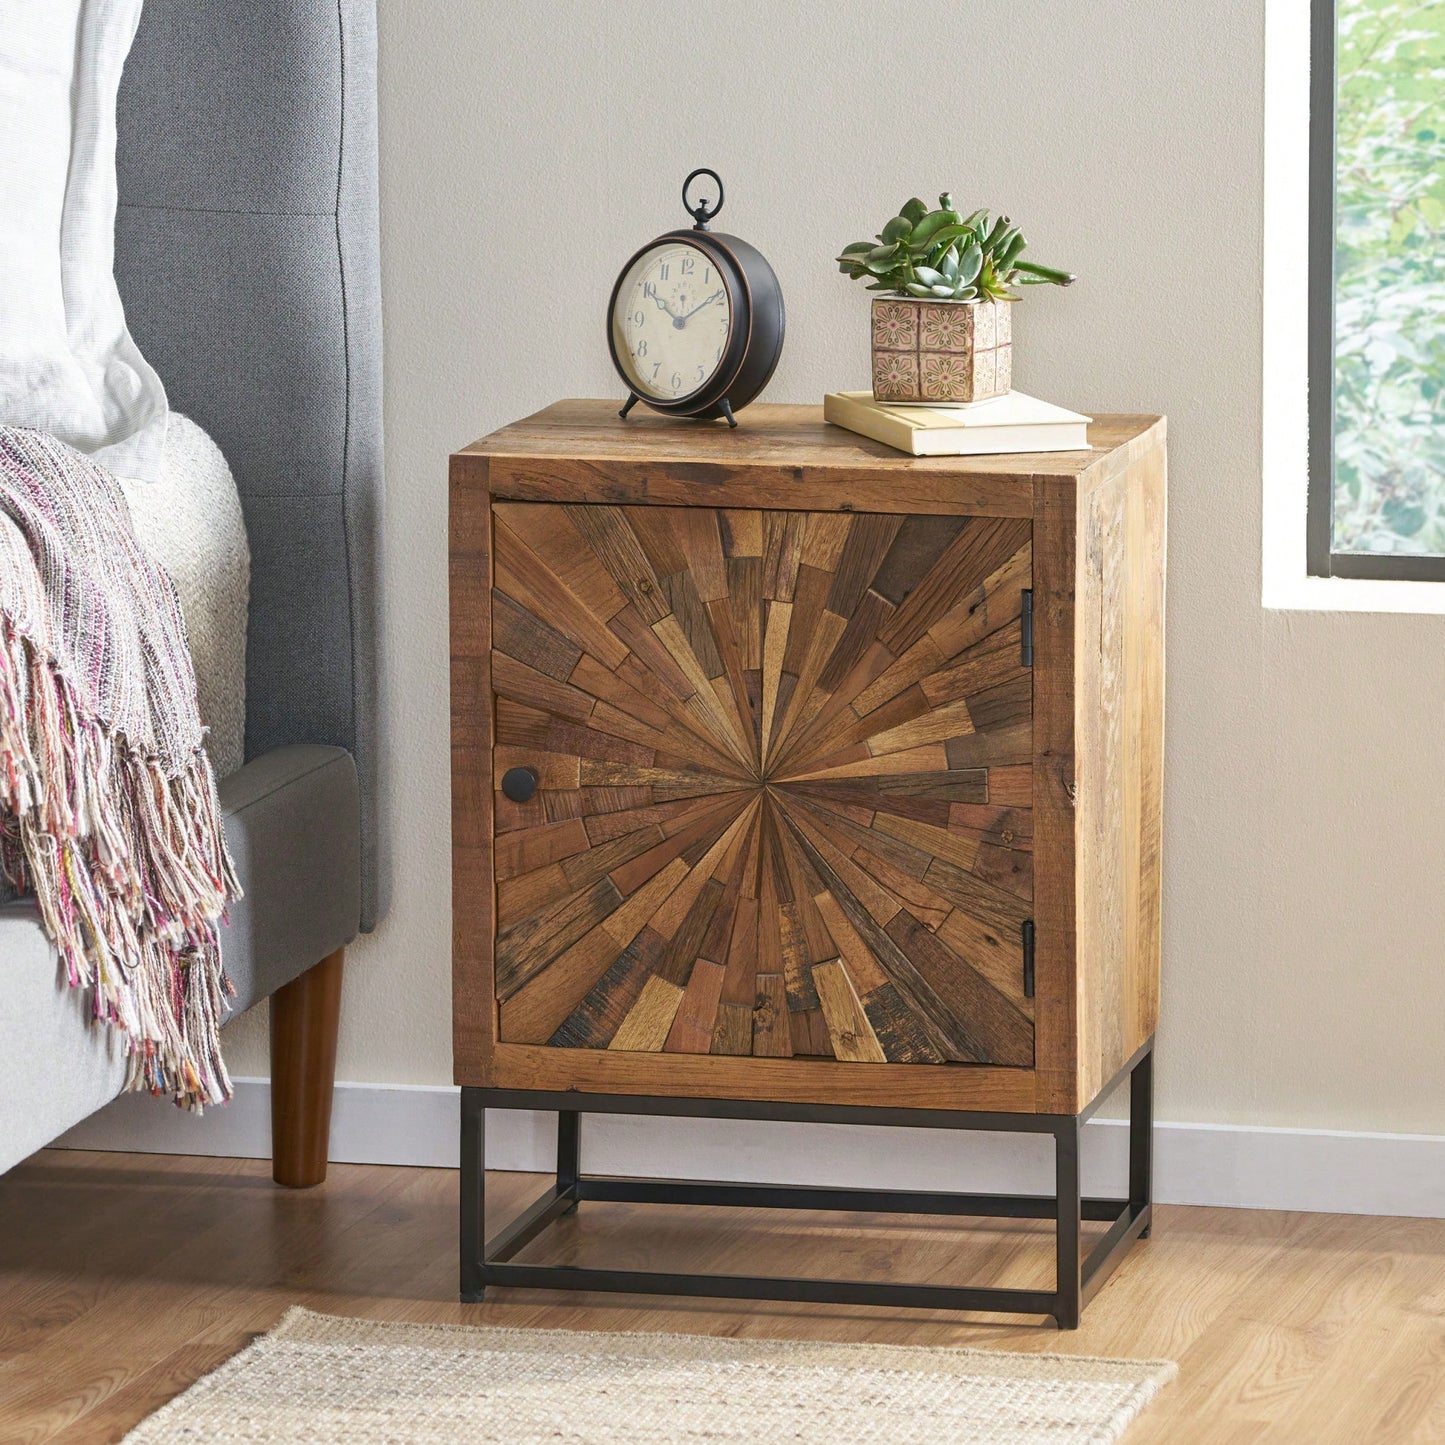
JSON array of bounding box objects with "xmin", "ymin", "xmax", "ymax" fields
[{"xmin": 451, "ymin": 400, "xmax": 1166, "ymax": 1326}]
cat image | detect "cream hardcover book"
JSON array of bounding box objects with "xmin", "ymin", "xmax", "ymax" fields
[{"xmin": 824, "ymin": 390, "xmax": 1092, "ymax": 457}]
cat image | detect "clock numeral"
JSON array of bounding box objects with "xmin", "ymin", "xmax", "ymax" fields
[
  {"xmin": 643, "ymin": 281, "xmax": 657, "ymax": 299},
  {"xmin": 714, "ymin": 347, "xmax": 723, "ymax": 363},
  {"xmin": 696, "ymin": 365, "xmax": 706, "ymax": 381},
  {"xmin": 652, "ymin": 362, "xmax": 661, "ymax": 379},
  {"xmin": 671, "ymin": 372, "xmax": 683, "ymax": 390},
  {"xmin": 680, "ymin": 255, "xmax": 695, "ymax": 275},
  {"xmin": 658, "ymin": 263, "xmax": 670, "ymax": 280},
  {"xmin": 635, "ymin": 340, "xmax": 648, "ymax": 358},
  {"xmin": 703, "ymin": 266, "xmax": 711, "ymax": 283},
  {"xmin": 632, "ymin": 310, "xmax": 645, "ymax": 327}
]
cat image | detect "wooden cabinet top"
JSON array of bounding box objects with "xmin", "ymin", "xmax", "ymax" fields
[{"xmin": 459, "ymin": 400, "xmax": 1164, "ymax": 495}]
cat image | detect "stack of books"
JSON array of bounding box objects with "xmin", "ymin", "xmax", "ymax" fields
[{"xmin": 824, "ymin": 390, "xmax": 1091, "ymax": 457}]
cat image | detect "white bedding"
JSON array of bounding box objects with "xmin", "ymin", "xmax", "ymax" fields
[{"xmin": 119, "ymin": 416, "xmax": 249, "ymax": 778}]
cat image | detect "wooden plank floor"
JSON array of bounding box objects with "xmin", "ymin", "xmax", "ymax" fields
[{"xmin": 0, "ymin": 1150, "xmax": 1442, "ymax": 1443}]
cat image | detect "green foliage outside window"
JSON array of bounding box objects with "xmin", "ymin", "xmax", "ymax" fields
[{"xmin": 1332, "ymin": 0, "xmax": 1445, "ymax": 555}]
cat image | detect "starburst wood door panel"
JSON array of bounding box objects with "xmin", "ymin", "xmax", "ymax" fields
[{"xmin": 487, "ymin": 500, "xmax": 1036, "ymax": 1069}]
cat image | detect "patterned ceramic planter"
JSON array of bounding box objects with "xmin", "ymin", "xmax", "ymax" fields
[{"xmin": 871, "ymin": 296, "xmax": 1013, "ymax": 403}]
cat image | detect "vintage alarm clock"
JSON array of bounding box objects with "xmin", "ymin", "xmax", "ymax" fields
[{"xmin": 607, "ymin": 169, "xmax": 785, "ymax": 427}]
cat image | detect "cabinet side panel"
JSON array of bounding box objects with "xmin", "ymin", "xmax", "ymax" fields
[
  {"xmin": 1128, "ymin": 444, "xmax": 1166, "ymax": 1050},
  {"xmin": 1031, "ymin": 482, "xmax": 1080, "ymax": 1112},
  {"xmin": 451, "ymin": 453, "xmax": 497, "ymax": 1085},
  {"xmin": 1077, "ymin": 476, "xmax": 1127, "ymax": 1104},
  {"xmin": 1075, "ymin": 441, "xmax": 1166, "ymax": 1105}
]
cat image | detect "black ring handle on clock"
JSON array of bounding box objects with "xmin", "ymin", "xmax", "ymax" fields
[
  {"xmin": 501, "ymin": 767, "xmax": 538, "ymax": 804},
  {"xmin": 682, "ymin": 168, "xmax": 724, "ymax": 230}
]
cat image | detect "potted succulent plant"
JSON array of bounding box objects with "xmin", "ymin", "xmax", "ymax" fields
[{"xmin": 837, "ymin": 194, "xmax": 1075, "ymax": 403}]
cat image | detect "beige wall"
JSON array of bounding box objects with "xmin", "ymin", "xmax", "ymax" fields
[{"xmin": 225, "ymin": 0, "xmax": 1445, "ymax": 1136}]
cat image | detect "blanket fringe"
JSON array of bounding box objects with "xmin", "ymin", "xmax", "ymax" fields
[{"xmin": 0, "ymin": 617, "xmax": 239, "ymax": 1109}]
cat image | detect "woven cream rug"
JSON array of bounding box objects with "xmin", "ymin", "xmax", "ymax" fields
[{"xmin": 123, "ymin": 1307, "xmax": 1176, "ymax": 1444}]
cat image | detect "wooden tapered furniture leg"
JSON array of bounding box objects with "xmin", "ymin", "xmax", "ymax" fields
[{"xmin": 270, "ymin": 948, "xmax": 345, "ymax": 1188}]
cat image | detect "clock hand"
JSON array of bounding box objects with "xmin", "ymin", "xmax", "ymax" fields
[
  {"xmin": 651, "ymin": 293, "xmax": 681, "ymax": 319},
  {"xmin": 678, "ymin": 288, "xmax": 725, "ymax": 323}
]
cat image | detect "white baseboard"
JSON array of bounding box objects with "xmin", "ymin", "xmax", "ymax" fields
[{"xmin": 56, "ymin": 1079, "xmax": 1445, "ymax": 1219}]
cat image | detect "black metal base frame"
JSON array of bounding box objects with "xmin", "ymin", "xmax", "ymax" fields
[{"xmin": 460, "ymin": 1038, "xmax": 1153, "ymax": 1330}]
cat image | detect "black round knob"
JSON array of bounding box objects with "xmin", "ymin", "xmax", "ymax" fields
[{"xmin": 501, "ymin": 766, "xmax": 538, "ymax": 803}]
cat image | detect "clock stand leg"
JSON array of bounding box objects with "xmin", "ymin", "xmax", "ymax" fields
[
  {"xmin": 719, "ymin": 398, "xmax": 738, "ymax": 428},
  {"xmin": 618, "ymin": 393, "xmax": 640, "ymax": 420}
]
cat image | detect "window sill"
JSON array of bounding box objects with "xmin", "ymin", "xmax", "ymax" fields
[{"xmin": 1264, "ymin": 572, "xmax": 1445, "ymax": 617}]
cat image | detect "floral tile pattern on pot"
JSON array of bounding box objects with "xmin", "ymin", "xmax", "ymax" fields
[
  {"xmin": 919, "ymin": 305, "xmax": 975, "ymax": 351},
  {"xmin": 872, "ymin": 302, "xmax": 918, "ymax": 351},
  {"xmin": 970, "ymin": 347, "xmax": 998, "ymax": 397},
  {"xmin": 995, "ymin": 344, "xmax": 1013, "ymax": 392},
  {"xmin": 873, "ymin": 351, "xmax": 921, "ymax": 401},
  {"xmin": 921, "ymin": 353, "xmax": 974, "ymax": 400},
  {"xmin": 974, "ymin": 302, "xmax": 998, "ymax": 351}
]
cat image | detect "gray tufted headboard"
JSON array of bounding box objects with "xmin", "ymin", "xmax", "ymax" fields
[{"xmin": 114, "ymin": 0, "xmax": 388, "ymax": 930}]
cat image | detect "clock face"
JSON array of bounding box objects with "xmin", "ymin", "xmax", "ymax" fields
[{"xmin": 611, "ymin": 241, "xmax": 733, "ymax": 401}]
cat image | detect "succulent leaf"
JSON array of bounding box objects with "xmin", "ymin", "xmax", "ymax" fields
[
  {"xmin": 997, "ymin": 232, "xmax": 1027, "ymax": 270},
  {"xmin": 1013, "ymin": 259, "xmax": 1076, "ymax": 286},
  {"xmin": 923, "ymin": 222, "xmax": 978, "ymax": 252},
  {"xmin": 911, "ymin": 210, "xmax": 963, "ymax": 247},
  {"xmin": 988, "ymin": 214, "xmax": 1013, "ymax": 245},
  {"xmin": 880, "ymin": 215, "xmax": 913, "ymax": 243},
  {"xmin": 900, "ymin": 196, "xmax": 928, "ymax": 226}
]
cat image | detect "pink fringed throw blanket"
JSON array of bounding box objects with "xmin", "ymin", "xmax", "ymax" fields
[{"xmin": 0, "ymin": 427, "xmax": 240, "ymax": 1108}]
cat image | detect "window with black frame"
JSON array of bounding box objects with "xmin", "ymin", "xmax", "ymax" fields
[{"xmin": 1308, "ymin": 0, "xmax": 1445, "ymax": 580}]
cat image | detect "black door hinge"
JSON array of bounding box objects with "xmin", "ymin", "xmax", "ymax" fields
[
  {"xmin": 1021, "ymin": 919, "xmax": 1036, "ymax": 998},
  {"xmin": 1020, "ymin": 589, "xmax": 1034, "ymax": 667}
]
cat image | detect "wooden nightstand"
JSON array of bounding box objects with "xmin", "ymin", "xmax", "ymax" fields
[{"xmin": 451, "ymin": 399, "xmax": 1166, "ymax": 1327}]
